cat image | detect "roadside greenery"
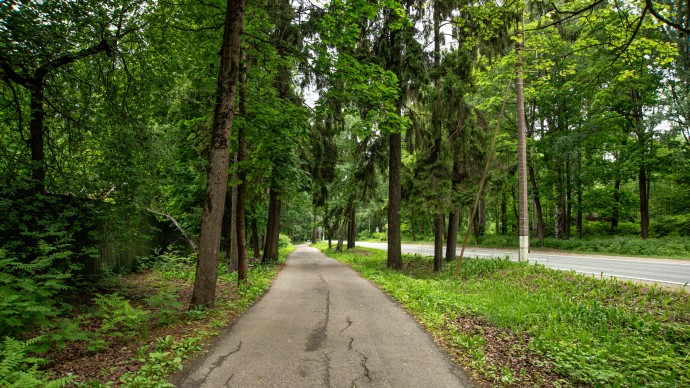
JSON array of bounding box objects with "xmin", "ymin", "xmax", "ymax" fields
[
  {"xmin": 0, "ymin": 244, "xmax": 292, "ymax": 386},
  {"xmin": 317, "ymin": 243, "xmax": 690, "ymax": 387}
]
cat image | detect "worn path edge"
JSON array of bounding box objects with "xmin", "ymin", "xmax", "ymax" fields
[{"xmin": 173, "ymin": 245, "xmax": 476, "ymax": 387}]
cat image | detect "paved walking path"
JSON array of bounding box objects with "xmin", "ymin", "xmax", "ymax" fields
[{"xmin": 175, "ymin": 245, "xmax": 474, "ymax": 387}]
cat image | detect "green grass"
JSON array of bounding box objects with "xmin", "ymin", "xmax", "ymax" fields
[
  {"xmin": 359, "ymin": 233, "xmax": 690, "ymax": 260},
  {"xmin": 316, "ymin": 243, "xmax": 690, "ymax": 387}
]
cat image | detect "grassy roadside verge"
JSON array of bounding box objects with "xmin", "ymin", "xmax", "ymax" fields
[
  {"xmin": 316, "ymin": 242, "xmax": 690, "ymax": 387},
  {"xmin": 359, "ymin": 234, "xmax": 690, "ymax": 260},
  {"xmin": 8, "ymin": 245, "xmax": 294, "ymax": 387}
]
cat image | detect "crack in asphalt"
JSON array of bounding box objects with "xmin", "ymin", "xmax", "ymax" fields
[
  {"xmin": 347, "ymin": 336, "xmax": 354, "ymax": 351},
  {"xmin": 306, "ymin": 275, "xmax": 330, "ymax": 352},
  {"xmin": 223, "ymin": 373, "xmax": 235, "ymax": 387},
  {"xmin": 323, "ymin": 351, "xmax": 332, "ymax": 388},
  {"xmin": 340, "ymin": 316, "xmax": 353, "ymax": 333},
  {"xmin": 188, "ymin": 341, "xmax": 242, "ymax": 386}
]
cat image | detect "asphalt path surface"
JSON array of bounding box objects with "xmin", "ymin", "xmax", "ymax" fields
[
  {"xmin": 357, "ymin": 241, "xmax": 690, "ymax": 287},
  {"xmin": 175, "ymin": 245, "xmax": 475, "ymax": 387}
]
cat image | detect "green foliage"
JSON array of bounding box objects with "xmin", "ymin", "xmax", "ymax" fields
[
  {"xmin": 278, "ymin": 234, "xmax": 292, "ymax": 249},
  {"xmin": 319, "ymin": 244, "xmax": 690, "ymax": 386},
  {"xmin": 0, "ymin": 336, "xmax": 74, "ymax": 387},
  {"xmin": 651, "ymin": 215, "xmax": 690, "ymax": 238},
  {"xmin": 144, "ymin": 292, "xmax": 183, "ymax": 326},
  {"xmin": 0, "ymin": 247, "xmax": 72, "ymax": 339},
  {"xmin": 119, "ymin": 335, "xmax": 202, "ymax": 388},
  {"xmin": 92, "ymin": 293, "xmax": 150, "ymax": 338}
]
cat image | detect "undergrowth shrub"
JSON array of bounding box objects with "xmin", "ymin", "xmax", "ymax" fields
[
  {"xmin": 0, "ymin": 244, "xmax": 73, "ymax": 339},
  {"xmin": 92, "ymin": 293, "xmax": 150, "ymax": 338},
  {"xmin": 278, "ymin": 234, "xmax": 292, "ymax": 248},
  {"xmin": 0, "ymin": 336, "xmax": 74, "ymax": 387}
]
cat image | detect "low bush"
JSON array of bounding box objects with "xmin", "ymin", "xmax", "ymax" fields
[{"xmin": 278, "ymin": 234, "xmax": 292, "ymax": 248}]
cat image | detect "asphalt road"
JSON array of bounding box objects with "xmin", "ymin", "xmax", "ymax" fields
[
  {"xmin": 174, "ymin": 245, "xmax": 475, "ymax": 387},
  {"xmin": 357, "ymin": 241, "xmax": 690, "ymax": 287}
]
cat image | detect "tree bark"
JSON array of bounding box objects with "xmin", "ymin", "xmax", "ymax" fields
[
  {"xmin": 336, "ymin": 221, "xmax": 345, "ymax": 252},
  {"xmin": 347, "ymin": 203, "xmax": 356, "ymax": 249},
  {"xmin": 528, "ymin": 165, "xmax": 544, "ymax": 241},
  {"xmin": 445, "ymin": 209, "xmax": 459, "ymax": 262},
  {"xmin": 501, "ymin": 193, "xmax": 508, "ymax": 235},
  {"xmin": 387, "ymin": 131, "xmax": 403, "ymax": 270},
  {"xmin": 262, "ymin": 188, "xmax": 281, "ymax": 262},
  {"xmin": 251, "ymin": 217, "xmax": 260, "ymax": 259},
  {"xmin": 191, "ymin": 0, "xmax": 246, "ymax": 308},
  {"xmin": 28, "ymin": 83, "xmax": 47, "ymax": 193},
  {"xmin": 555, "ymin": 165, "xmax": 565, "ymax": 239},
  {"xmin": 236, "ymin": 47, "xmax": 249, "ymax": 282},
  {"xmin": 433, "ymin": 213, "xmax": 443, "ymax": 271},
  {"xmin": 228, "ymin": 156, "xmax": 239, "ymax": 273},
  {"xmin": 639, "ymin": 166, "xmax": 650, "ymax": 239},
  {"xmin": 612, "ymin": 178, "xmax": 621, "ymax": 232}
]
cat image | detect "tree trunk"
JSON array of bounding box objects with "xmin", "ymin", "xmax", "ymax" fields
[
  {"xmin": 554, "ymin": 165, "xmax": 565, "ymax": 239},
  {"xmin": 236, "ymin": 48, "xmax": 249, "ymax": 282},
  {"xmin": 387, "ymin": 131, "xmax": 403, "ymax": 270},
  {"xmin": 528, "ymin": 165, "xmax": 544, "ymax": 241},
  {"xmin": 612, "ymin": 178, "xmax": 621, "ymax": 232},
  {"xmin": 347, "ymin": 203, "xmax": 356, "ymax": 249},
  {"xmin": 433, "ymin": 213, "xmax": 443, "ymax": 272},
  {"xmin": 501, "ymin": 193, "xmax": 508, "ymax": 235},
  {"xmin": 565, "ymin": 160, "xmax": 572, "ymax": 239},
  {"xmin": 336, "ymin": 221, "xmax": 345, "ymax": 252},
  {"xmin": 228, "ymin": 155, "xmax": 239, "ymax": 273},
  {"xmin": 251, "ymin": 217, "xmax": 260, "ymax": 259},
  {"xmin": 445, "ymin": 209, "xmax": 459, "ymax": 262},
  {"xmin": 191, "ymin": 0, "xmax": 246, "ymax": 308},
  {"xmin": 262, "ymin": 188, "xmax": 281, "ymax": 262},
  {"xmin": 576, "ymin": 190, "xmax": 583, "ymax": 238},
  {"xmin": 28, "ymin": 83, "xmax": 47, "ymax": 193},
  {"xmin": 639, "ymin": 167, "xmax": 650, "ymax": 239}
]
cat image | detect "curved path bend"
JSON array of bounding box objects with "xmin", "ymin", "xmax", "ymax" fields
[{"xmin": 175, "ymin": 245, "xmax": 475, "ymax": 388}]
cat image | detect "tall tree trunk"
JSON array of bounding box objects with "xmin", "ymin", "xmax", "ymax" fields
[
  {"xmin": 445, "ymin": 209, "xmax": 459, "ymax": 262},
  {"xmin": 500, "ymin": 193, "xmax": 508, "ymax": 235},
  {"xmin": 262, "ymin": 188, "xmax": 281, "ymax": 262},
  {"xmin": 28, "ymin": 83, "xmax": 46, "ymax": 193},
  {"xmin": 228, "ymin": 155, "xmax": 239, "ymax": 273},
  {"xmin": 191, "ymin": 0, "xmax": 246, "ymax": 308},
  {"xmin": 236, "ymin": 48, "xmax": 249, "ymax": 282},
  {"xmin": 576, "ymin": 190, "xmax": 583, "ymax": 238},
  {"xmin": 554, "ymin": 165, "xmax": 565, "ymax": 239},
  {"xmin": 565, "ymin": 159, "xmax": 572, "ymax": 239},
  {"xmin": 639, "ymin": 166, "xmax": 649, "ymax": 239},
  {"xmin": 336, "ymin": 221, "xmax": 345, "ymax": 252},
  {"xmin": 433, "ymin": 213, "xmax": 443, "ymax": 272},
  {"xmin": 251, "ymin": 217, "xmax": 260, "ymax": 258},
  {"xmin": 347, "ymin": 203, "xmax": 356, "ymax": 249},
  {"xmin": 387, "ymin": 131, "xmax": 402, "ymax": 269},
  {"xmin": 612, "ymin": 178, "xmax": 621, "ymax": 232},
  {"xmin": 528, "ymin": 165, "xmax": 544, "ymax": 241}
]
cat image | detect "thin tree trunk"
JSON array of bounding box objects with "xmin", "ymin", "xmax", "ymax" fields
[
  {"xmin": 251, "ymin": 217, "xmax": 260, "ymax": 258},
  {"xmin": 387, "ymin": 131, "xmax": 403, "ymax": 270},
  {"xmin": 236, "ymin": 48, "xmax": 249, "ymax": 282},
  {"xmin": 263, "ymin": 188, "xmax": 281, "ymax": 262},
  {"xmin": 501, "ymin": 193, "xmax": 508, "ymax": 235},
  {"xmin": 565, "ymin": 159, "xmax": 572, "ymax": 239},
  {"xmin": 445, "ymin": 209, "xmax": 459, "ymax": 262},
  {"xmin": 228, "ymin": 155, "xmax": 239, "ymax": 273},
  {"xmin": 336, "ymin": 221, "xmax": 345, "ymax": 253},
  {"xmin": 576, "ymin": 189, "xmax": 583, "ymax": 238},
  {"xmin": 555, "ymin": 164, "xmax": 565, "ymax": 239},
  {"xmin": 433, "ymin": 213, "xmax": 443, "ymax": 272},
  {"xmin": 190, "ymin": 0, "xmax": 246, "ymax": 308},
  {"xmin": 29, "ymin": 84, "xmax": 46, "ymax": 193},
  {"xmin": 528, "ymin": 165, "xmax": 544, "ymax": 241},
  {"xmin": 347, "ymin": 203, "xmax": 356, "ymax": 249},
  {"xmin": 612, "ymin": 178, "xmax": 621, "ymax": 232}
]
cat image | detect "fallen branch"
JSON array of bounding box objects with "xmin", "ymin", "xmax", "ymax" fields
[{"xmin": 147, "ymin": 208, "xmax": 198, "ymax": 253}]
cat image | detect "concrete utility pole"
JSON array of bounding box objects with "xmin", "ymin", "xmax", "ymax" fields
[{"xmin": 516, "ymin": 16, "xmax": 529, "ymax": 262}]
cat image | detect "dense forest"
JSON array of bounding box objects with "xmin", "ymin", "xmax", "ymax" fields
[{"xmin": 1, "ymin": 0, "xmax": 689, "ymax": 384}]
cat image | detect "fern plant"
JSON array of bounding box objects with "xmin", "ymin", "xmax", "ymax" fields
[
  {"xmin": 0, "ymin": 245, "xmax": 72, "ymax": 338},
  {"xmin": 0, "ymin": 336, "xmax": 74, "ymax": 387}
]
